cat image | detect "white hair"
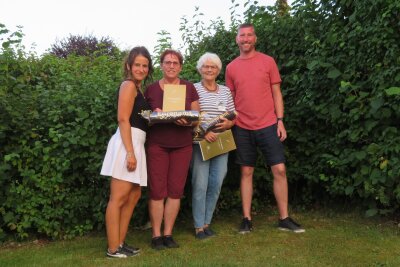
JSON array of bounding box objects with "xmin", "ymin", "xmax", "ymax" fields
[{"xmin": 196, "ymin": 52, "xmax": 222, "ymax": 72}]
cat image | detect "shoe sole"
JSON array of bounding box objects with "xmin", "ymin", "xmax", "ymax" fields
[
  {"xmin": 107, "ymin": 256, "xmax": 127, "ymax": 258},
  {"xmin": 238, "ymin": 230, "xmax": 252, "ymax": 234},
  {"xmin": 124, "ymin": 249, "xmax": 141, "ymax": 254},
  {"xmin": 122, "ymin": 247, "xmax": 141, "ymax": 254},
  {"xmin": 278, "ymin": 227, "xmax": 305, "ymax": 233},
  {"xmin": 107, "ymin": 254, "xmax": 127, "ymax": 258}
]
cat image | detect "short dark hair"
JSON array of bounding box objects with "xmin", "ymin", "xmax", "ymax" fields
[
  {"xmin": 160, "ymin": 49, "xmax": 184, "ymax": 65},
  {"xmin": 238, "ymin": 23, "xmax": 255, "ymax": 31},
  {"xmin": 123, "ymin": 46, "xmax": 153, "ymax": 85}
]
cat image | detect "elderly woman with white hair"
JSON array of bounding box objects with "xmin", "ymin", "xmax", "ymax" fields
[{"xmin": 191, "ymin": 52, "xmax": 236, "ymax": 239}]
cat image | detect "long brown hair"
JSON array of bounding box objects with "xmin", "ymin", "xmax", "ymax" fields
[{"xmin": 123, "ymin": 46, "xmax": 154, "ymax": 86}]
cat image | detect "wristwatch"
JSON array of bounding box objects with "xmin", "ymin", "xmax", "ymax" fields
[{"xmin": 277, "ymin": 117, "xmax": 283, "ymax": 122}]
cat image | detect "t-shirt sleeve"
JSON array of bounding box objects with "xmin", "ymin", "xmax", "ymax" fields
[
  {"xmin": 144, "ymin": 84, "xmax": 158, "ymax": 111},
  {"xmin": 225, "ymin": 65, "xmax": 235, "ymax": 97},
  {"xmin": 189, "ymin": 82, "xmax": 199, "ymax": 102},
  {"xmin": 270, "ymin": 58, "xmax": 282, "ymax": 85}
]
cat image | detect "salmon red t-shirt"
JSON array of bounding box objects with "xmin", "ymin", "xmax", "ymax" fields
[{"xmin": 225, "ymin": 52, "xmax": 281, "ymax": 130}]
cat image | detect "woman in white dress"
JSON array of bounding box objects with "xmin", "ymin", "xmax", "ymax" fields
[{"xmin": 100, "ymin": 46, "xmax": 153, "ymax": 258}]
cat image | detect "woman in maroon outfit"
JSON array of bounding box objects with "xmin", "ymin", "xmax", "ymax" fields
[{"xmin": 144, "ymin": 49, "xmax": 200, "ymax": 249}]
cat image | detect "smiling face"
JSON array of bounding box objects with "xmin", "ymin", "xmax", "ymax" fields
[
  {"xmin": 161, "ymin": 53, "xmax": 182, "ymax": 80},
  {"xmin": 236, "ymin": 26, "xmax": 257, "ymax": 54},
  {"xmin": 128, "ymin": 55, "xmax": 149, "ymax": 82},
  {"xmin": 200, "ymin": 59, "xmax": 219, "ymax": 82}
]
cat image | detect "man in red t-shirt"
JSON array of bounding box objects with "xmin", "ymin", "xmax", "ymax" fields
[{"xmin": 225, "ymin": 23, "xmax": 305, "ymax": 234}]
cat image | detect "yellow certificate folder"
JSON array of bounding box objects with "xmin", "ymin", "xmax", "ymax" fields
[
  {"xmin": 163, "ymin": 84, "xmax": 186, "ymax": 111},
  {"xmin": 199, "ymin": 130, "xmax": 236, "ymax": 161}
]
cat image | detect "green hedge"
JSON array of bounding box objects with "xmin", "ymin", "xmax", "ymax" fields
[
  {"xmin": 274, "ymin": 0, "xmax": 400, "ymax": 216},
  {"xmin": 0, "ymin": 35, "xmax": 122, "ymax": 239}
]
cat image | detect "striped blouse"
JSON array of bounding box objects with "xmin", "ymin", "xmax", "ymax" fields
[{"xmin": 194, "ymin": 82, "xmax": 235, "ymax": 120}]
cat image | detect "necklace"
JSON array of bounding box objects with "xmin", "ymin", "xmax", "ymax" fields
[{"xmin": 201, "ymin": 81, "xmax": 218, "ymax": 92}]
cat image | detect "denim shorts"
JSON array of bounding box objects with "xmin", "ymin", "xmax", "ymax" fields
[{"xmin": 232, "ymin": 124, "xmax": 285, "ymax": 167}]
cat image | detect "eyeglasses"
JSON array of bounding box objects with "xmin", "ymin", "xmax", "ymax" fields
[
  {"xmin": 201, "ymin": 65, "xmax": 218, "ymax": 70},
  {"xmin": 163, "ymin": 61, "xmax": 180, "ymax": 67}
]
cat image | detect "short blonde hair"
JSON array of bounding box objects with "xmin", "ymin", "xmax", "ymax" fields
[{"xmin": 196, "ymin": 52, "xmax": 222, "ymax": 73}]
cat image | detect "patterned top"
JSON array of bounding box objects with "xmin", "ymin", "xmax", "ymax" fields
[{"xmin": 194, "ymin": 82, "xmax": 235, "ymax": 119}]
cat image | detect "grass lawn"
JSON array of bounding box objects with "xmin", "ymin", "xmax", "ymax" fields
[{"xmin": 1, "ymin": 209, "xmax": 399, "ymax": 267}]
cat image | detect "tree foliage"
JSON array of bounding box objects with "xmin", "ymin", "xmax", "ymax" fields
[
  {"xmin": 1, "ymin": 26, "xmax": 122, "ymax": 240},
  {"xmin": 49, "ymin": 34, "xmax": 121, "ymax": 58}
]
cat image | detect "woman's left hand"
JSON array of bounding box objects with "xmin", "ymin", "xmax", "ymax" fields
[
  {"xmin": 204, "ymin": 131, "xmax": 218, "ymax": 142},
  {"xmin": 126, "ymin": 154, "xmax": 137, "ymax": 172}
]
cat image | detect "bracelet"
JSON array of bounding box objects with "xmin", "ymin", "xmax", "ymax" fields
[
  {"xmin": 126, "ymin": 151, "xmax": 135, "ymax": 158},
  {"xmin": 277, "ymin": 117, "xmax": 284, "ymax": 122}
]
